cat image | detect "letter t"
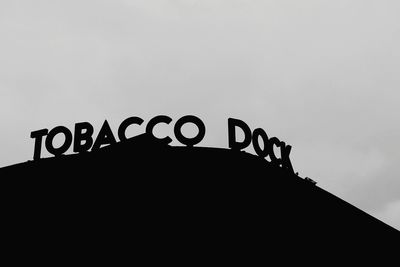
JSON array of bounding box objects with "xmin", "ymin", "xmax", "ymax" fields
[{"xmin": 30, "ymin": 129, "xmax": 48, "ymax": 160}]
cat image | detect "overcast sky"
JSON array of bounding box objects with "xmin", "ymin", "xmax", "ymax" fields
[{"xmin": 1, "ymin": 0, "xmax": 399, "ymax": 230}]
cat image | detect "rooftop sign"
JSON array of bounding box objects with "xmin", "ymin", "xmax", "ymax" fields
[{"xmin": 30, "ymin": 115, "xmax": 294, "ymax": 172}]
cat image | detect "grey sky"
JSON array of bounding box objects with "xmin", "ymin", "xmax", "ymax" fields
[{"xmin": 1, "ymin": 0, "xmax": 399, "ymax": 229}]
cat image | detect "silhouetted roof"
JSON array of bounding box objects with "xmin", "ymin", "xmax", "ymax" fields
[{"xmin": 0, "ymin": 133, "xmax": 398, "ymax": 262}]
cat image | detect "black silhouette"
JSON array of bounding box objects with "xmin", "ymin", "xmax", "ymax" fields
[{"xmin": 0, "ymin": 132, "xmax": 398, "ymax": 263}]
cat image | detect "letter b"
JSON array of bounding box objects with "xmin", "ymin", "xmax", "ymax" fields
[{"xmin": 74, "ymin": 122, "xmax": 94, "ymax": 153}]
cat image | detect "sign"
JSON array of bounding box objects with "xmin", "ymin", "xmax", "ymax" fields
[{"xmin": 31, "ymin": 115, "xmax": 294, "ymax": 172}]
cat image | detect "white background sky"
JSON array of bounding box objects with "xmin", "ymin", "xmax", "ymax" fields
[{"xmin": 1, "ymin": 0, "xmax": 399, "ymax": 230}]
